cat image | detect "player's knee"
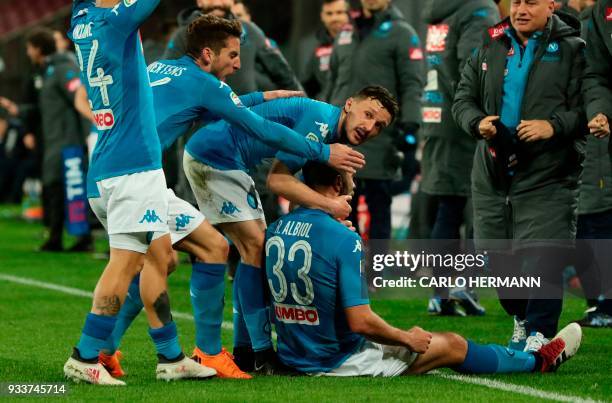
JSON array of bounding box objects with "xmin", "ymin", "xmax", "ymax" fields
[
  {"xmin": 443, "ymin": 332, "xmax": 468, "ymax": 361},
  {"xmin": 208, "ymin": 232, "xmax": 230, "ymax": 261},
  {"xmin": 167, "ymin": 250, "xmax": 179, "ymax": 275}
]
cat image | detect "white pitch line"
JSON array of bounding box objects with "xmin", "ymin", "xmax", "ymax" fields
[
  {"xmin": 0, "ymin": 273, "xmax": 233, "ymax": 330},
  {"xmin": 431, "ymin": 371, "xmax": 603, "ymax": 403},
  {"xmin": 0, "ymin": 273, "xmax": 602, "ymax": 402}
]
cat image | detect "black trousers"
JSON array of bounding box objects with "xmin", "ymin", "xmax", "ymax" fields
[
  {"xmin": 489, "ymin": 248, "xmax": 566, "ymax": 338},
  {"xmin": 42, "ymin": 182, "xmax": 65, "ymax": 244},
  {"xmin": 349, "ymin": 179, "xmax": 392, "ymax": 287},
  {"xmin": 575, "ymin": 209, "xmax": 612, "ymax": 315}
]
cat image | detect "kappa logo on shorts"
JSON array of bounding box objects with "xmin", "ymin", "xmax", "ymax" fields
[
  {"xmin": 139, "ymin": 209, "xmax": 162, "ymax": 224},
  {"xmin": 247, "ymin": 187, "xmax": 259, "ymax": 209},
  {"xmin": 175, "ymin": 214, "xmax": 195, "ymax": 231},
  {"xmin": 220, "ymin": 201, "xmax": 241, "ymax": 216}
]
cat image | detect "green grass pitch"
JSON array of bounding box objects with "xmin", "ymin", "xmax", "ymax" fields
[{"xmin": 0, "ymin": 208, "xmax": 610, "ymax": 402}]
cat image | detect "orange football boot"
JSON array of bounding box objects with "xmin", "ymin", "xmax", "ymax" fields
[
  {"xmin": 99, "ymin": 350, "xmax": 125, "ymax": 378},
  {"xmin": 192, "ymin": 347, "xmax": 252, "ymax": 379}
]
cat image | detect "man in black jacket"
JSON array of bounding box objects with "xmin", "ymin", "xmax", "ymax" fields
[
  {"xmin": 420, "ymin": 0, "xmax": 500, "ymax": 317},
  {"xmin": 325, "ymin": 0, "xmax": 424, "ymax": 247},
  {"xmin": 453, "ymin": 0, "xmax": 586, "ymax": 350},
  {"xmin": 164, "ymin": 0, "xmax": 302, "ymax": 94},
  {"xmin": 298, "ymin": 0, "xmax": 349, "ymax": 100},
  {"xmin": 579, "ymin": 0, "xmax": 612, "ymax": 327}
]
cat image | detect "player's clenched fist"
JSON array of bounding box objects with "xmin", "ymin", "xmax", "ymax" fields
[
  {"xmin": 404, "ymin": 326, "xmax": 433, "ymax": 354},
  {"xmin": 588, "ymin": 113, "xmax": 610, "ymax": 138},
  {"xmin": 478, "ymin": 115, "xmax": 499, "ymax": 140},
  {"xmin": 327, "ymin": 143, "xmax": 365, "ymax": 174}
]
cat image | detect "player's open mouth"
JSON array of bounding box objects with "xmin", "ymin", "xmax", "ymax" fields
[{"xmin": 355, "ymin": 128, "xmax": 366, "ymax": 143}]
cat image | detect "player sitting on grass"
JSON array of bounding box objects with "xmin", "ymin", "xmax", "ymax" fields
[
  {"xmin": 264, "ymin": 161, "xmax": 582, "ymax": 376},
  {"xmin": 181, "ymin": 85, "xmax": 395, "ymax": 374},
  {"xmin": 97, "ymin": 14, "xmax": 365, "ymax": 379}
]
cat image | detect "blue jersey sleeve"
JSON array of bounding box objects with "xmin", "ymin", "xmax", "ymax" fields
[
  {"xmin": 106, "ymin": 0, "xmax": 160, "ymax": 36},
  {"xmin": 337, "ymin": 233, "xmax": 369, "ymax": 308},
  {"xmin": 239, "ymin": 92, "xmax": 265, "ymax": 108},
  {"xmin": 200, "ymin": 80, "xmax": 330, "ymax": 163}
]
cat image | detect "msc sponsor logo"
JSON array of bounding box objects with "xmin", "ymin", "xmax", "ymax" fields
[
  {"xmin": 93, "ymin": 109, "xmax": 115, "ymax": 131},
  {"xmin": 274, "ymin": 302, "xmax": 319, "ymax": 326}
]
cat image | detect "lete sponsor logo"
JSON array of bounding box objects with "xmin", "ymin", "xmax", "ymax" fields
[
  {"xmin": 607, "ymin": 7, "xmax": 612, "ymax": 21},
  {"xmin": 422, "ymin": 107, "xmax": 442, "ymax": 123},
  {"xmin": 93, "ymin": 109, "xmax": 115, "ymax": 130},
  {"xmin": 274, "ymin": 302, "xmax": 320, "ymax": 326}
]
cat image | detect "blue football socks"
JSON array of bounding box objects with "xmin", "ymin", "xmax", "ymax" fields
[
  {"xmin": 456, "ymin": 340, "xmax": 536, "ymax": 374},
  {"xmin": 232, "ymin": 266, "xmax": 252, "ymax": 348},
  {"xmin": 76, "ymin": 313, "xmax": 118, "ymax": 360},
  {"xmin": 149, "ymin": 321, "xmax": 182, "ymax": 360},
  {"xmin": 190, "ymin": 262, "xmax": 226, "ymax": 355},
  {"xmin": 235, "ymin": 263, "xmax": 272, "ymax": 352}
]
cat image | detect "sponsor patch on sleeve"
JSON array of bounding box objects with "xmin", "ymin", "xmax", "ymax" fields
[
  {"xmin": 426, "ymin": 24, "xmax": 449, "ymax": 53},
  {"xmin": 230, "ymin": 92, "xmax": 244, "ymax": 107},
  {"xmin": 488, "ymin": 22, "xmax": 510, "ymax": 39},
  {"xmin": 422, "ymin": 107, "xmax": 442, "ymax": 123},
  {"xmin": 409, "ymin": 47, "xmax": 424, "ymax": 60},
  {"xmin": 66, "ymin": 77, "xmax": 82, "ymax": 93}
]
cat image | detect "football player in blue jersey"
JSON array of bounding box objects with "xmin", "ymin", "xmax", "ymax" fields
[
  {"xmin": 98, "ymin": 14, "xmax": 365, "ymax": 379},
  {"xmin": 63, "ymin": 0, "xmax": 216, "ymax": 385},
  {"xmin": 183, "ymin": 85, "xmax": 396, "ymax": 374},
  {"xmin": 265, "ymin": 161, "xmax": 583, "ymax": 376}
]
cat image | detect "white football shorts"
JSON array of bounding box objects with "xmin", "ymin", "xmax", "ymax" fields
[
  {"xmin": 183, "ymin": 151, "xmax": 265, "ymax": 225},
  {"xmin": 89, "ymin": 169, "xmax": 169, "ymax": 253},
  {"xmin": 316, "ymin": 341, "xmax": 418, "ymax": 377}
]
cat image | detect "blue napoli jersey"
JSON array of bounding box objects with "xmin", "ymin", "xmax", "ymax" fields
[
  {"xmin": 69, "ymin": 0, "xmax": 162, "ymax": 183},
  {"xmin": 265, "ymin": 208, "xmax": 368, "ymax": 373},
  {"xmin": 185, "ymin": 97, "xmax": 341, "ymax": 172},
  {"xmin": 149, "ymin": 56, "xmax": 330, "ymax": 166}
]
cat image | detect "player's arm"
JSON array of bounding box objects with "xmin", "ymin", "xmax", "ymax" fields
[
  {"xmin": 239, "ymin": 90, "xmax": 305, "ymax": 108},
  {"xmin": 394, "ymin": 26, "xmax": 424, "ymax": 135},
  {"xmin": 337, "ymin": 235, "xmax": 432, "ymax": 354},
  {"xmin": 74, "ymin": 85, "xmax": 94, "ymax": 123},
  {"xmin": 583, "ymin": 4, "xmax": 612, "ymax": 123},
  {"xmin": 107, "ymin": 0, "xmax": 161, "ymax": 36}
]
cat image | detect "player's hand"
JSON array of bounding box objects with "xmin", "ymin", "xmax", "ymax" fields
[
  {"xmin": 337, "ymin": 218, "xmax": 356, "ymax": 232},
  {"xmin": 263, "ymin": 90, "xmax": 305, "ymax": 101},
  {"xmin": 478, "ymin": 116, "xmax": 499, "ymax": 140},
  {"xmin": 404, "ymin": 326, "xmax": 432, "ymax": 354},
  {"xmin": 588, "ymin": 113, "xmax": 610, "ymax": 138},
  {"xmin": 0, "ymin": 96, "xmax": 19, "ymax": 116},
  {"xmin": 327, "ymin": 143, "xmax": 365, "ymax": 174},
  {"xmin": 517, "ymin": 120, "xmax": 554, "ymax": 142},
  {"xmin": 23, "ymin": 133, "xmax": 36, "ymax": 150},
  {"xmin": 326, "ymin": 195, "xmax": 352, "ymax": 219}
]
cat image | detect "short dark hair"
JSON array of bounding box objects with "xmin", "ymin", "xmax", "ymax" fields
[
  {"xmin": 352, "ymin": 85, "xmax": 399, "ymax": 123},
  {"xmin": 323, "ymin": 0, "xmax": 347, "ymax": 4},
  {"xmin": 26, "ymin": 27, "xmax": 56, "ymax": 57},
  {"xmin": 302, "ymin": 161, "xmax": 343, "ymax": 189},
  {"xmin": 186, "ymin": 14, "xmax": 242, "ymax": 57}
]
